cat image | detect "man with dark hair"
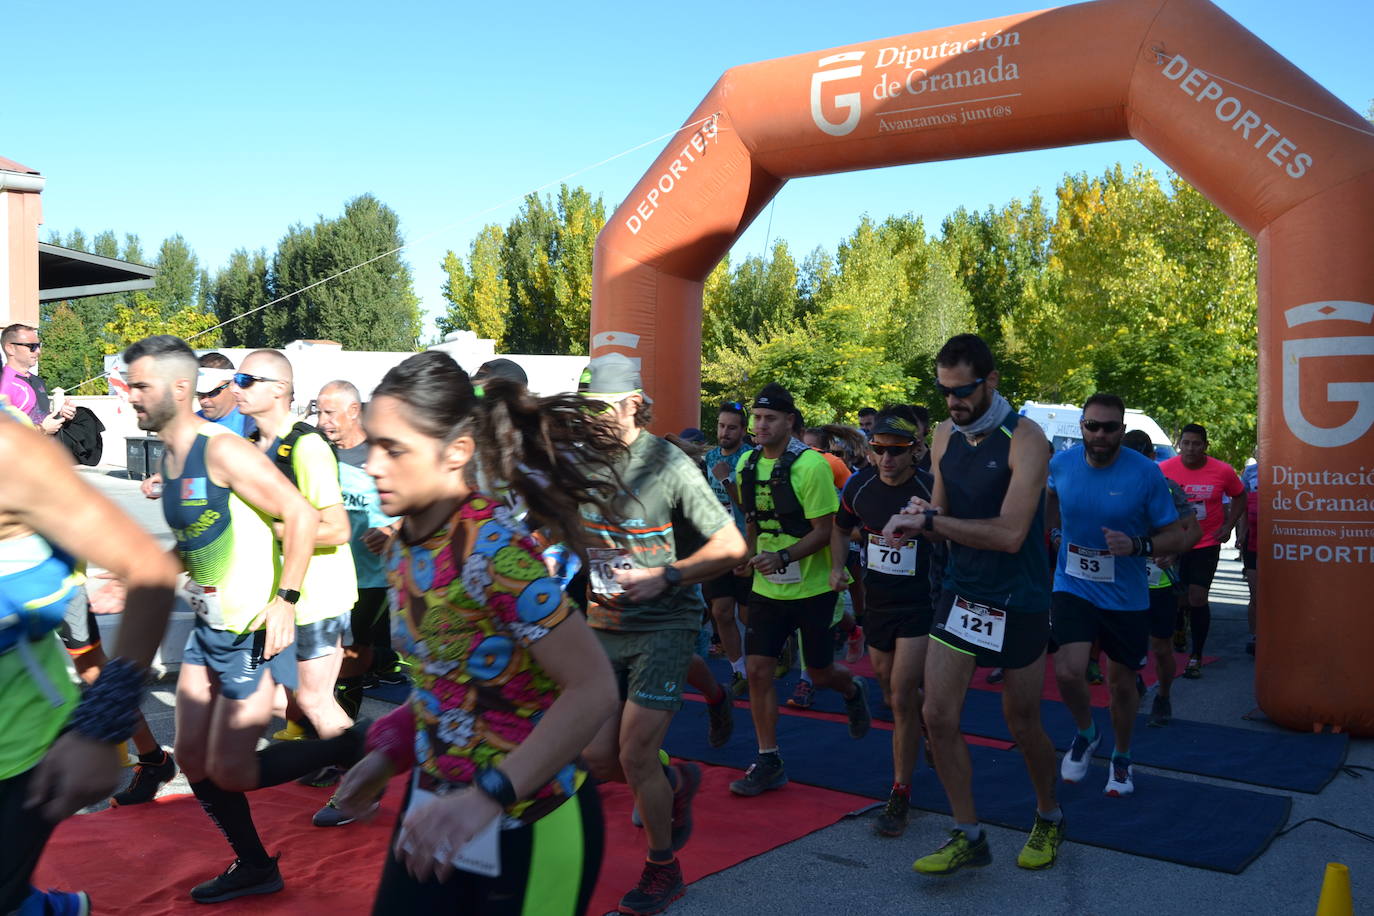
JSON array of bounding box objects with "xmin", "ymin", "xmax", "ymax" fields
[
  {"xmin": 704, "ymin": 400, "xmax": 752, "ymax": 695},
  {"xmin": 1159, "ymin": 424, "xmax": 1244, "ymax": 679},
  {"xmin": 885, "ymin": 332, "xmax": 1063, "ymax": 874},
  {"xmin": 831, "ymin": 404, "xmax": 938, "ymax": 836},
  {"xmin": 1123, "ymin": 430, "xmax": 1200, "ymax": 726},
  {"xmin": 732, "ymin": 382, "xmax": 871, "ymax": 797},
  {"xmin": 1047, "ymin": 394, "xmax": 1190, "ymax": 796},
  {"xmin": 142, "ymin": 352, "xmax": 257, "ymax": 499},
  {"xmin": 857, "ymin": 406, "xmax": 877, "ymax": 438},
  {"xmin": 576, "ymin": 353, "xmax": 748, "ymax": 915},
  {"xmin": 1, "ymin": 323, "xmax": 73, "ymax": 435}
]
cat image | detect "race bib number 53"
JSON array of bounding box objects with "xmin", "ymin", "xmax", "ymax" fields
[
  {"xmin": 1066, "ymin": 543, "xmax": 1115, "ymax": 582},
  {"xmin": 945, "ymin": 595, "xmax": 1006, "ymax": 652}
]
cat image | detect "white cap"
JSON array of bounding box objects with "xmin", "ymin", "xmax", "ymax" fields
[{"xmin": 196, "ymin": 367, "xmax": 235, "ymax": 393}]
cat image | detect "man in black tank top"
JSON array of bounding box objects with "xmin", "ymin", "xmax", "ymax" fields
[{"xmin": 884, "ymin": 334, "xmax": 1064, "ymax": 876}]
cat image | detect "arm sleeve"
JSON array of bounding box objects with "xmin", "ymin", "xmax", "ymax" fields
[
  {"xmin": 292, "ymin": 434, "xmax": 344, "ymax": 510},
  {"xmin": 795, "ymin": 452, "xmax": 840, "ymax": 519}
]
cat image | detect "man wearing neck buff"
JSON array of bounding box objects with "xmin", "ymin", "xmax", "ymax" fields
[{"xmin": 884, "ymin": 334, "xmax": 1062, "ymax": 875}]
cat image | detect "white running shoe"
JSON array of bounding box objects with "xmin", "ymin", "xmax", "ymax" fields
[
  {"xmin": 1104, "ymin": 759, "xmax": 1134, "ymax": 797},
  {"xmin": 1060, "ymin": 729, "xmax": 1101, "ymax": 783}
]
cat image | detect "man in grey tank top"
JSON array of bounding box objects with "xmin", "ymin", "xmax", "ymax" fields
[{"xmin": 884, "ymin": 334, "xmax": 1064, "ymax": 876}]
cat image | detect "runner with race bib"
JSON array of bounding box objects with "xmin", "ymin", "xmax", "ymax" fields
[
  {"xmin": 1046, "ymin": 395, "xmax": 1189, "ymax": 797},
  {"xmin": 830, "ymin": 405, "xmax": 940, "ymax": 838}
]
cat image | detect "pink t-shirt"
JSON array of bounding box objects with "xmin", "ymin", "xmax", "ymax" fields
[
  {"xmin": 1160, "ymin": 455, "xmax": 1244, "ymax": 549},
  {"xmin": 0, "ymin": 366, "xmax": 46, "ymax": 426}
]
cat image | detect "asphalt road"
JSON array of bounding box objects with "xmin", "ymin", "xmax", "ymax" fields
[{"xmin": 75, "ymin": 466, "xmax": 1373, "ymax": 915}]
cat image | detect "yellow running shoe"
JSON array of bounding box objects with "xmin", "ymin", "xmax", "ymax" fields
[
  {"xmin": 1017, "ymin": 815, "xmax": 1065, "ymax": 870},
  {"xmin": 272, "ymin": 720, "xmax": 308, "ymax": 742},
  {"xmin": 912, "ymin": 829, "xmax": 992, "ymax": 875}
]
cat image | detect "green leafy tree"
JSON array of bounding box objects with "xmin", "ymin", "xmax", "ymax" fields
[
  {"xmin": 208, "ymin": 249, "xmax": 272, "ymax": 347},
  {"xmin": 152, "ymin": 235, "xmax": 200, "ymax": 315},
  {"xmin": 105, "ymin": 292, "xmax": 221, "ymax": 353},
  {"xmin": 438, "ymin": 226, "xmax": 508, "ymax": 342},
  {"xmin": 38, "ymin": 305, "xmax": 104, "ymax": 394}
]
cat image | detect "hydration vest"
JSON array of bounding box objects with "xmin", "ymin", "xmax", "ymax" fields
[
  {"xmin": 739, "ymin": 438, "xmax": 812, "ymax": 538},
  {"xmin": 255, "ymin": 421, "xmax": 338, "ymax": 488}
]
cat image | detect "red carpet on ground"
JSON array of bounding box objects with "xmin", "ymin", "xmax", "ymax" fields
[{"xmin": 36, "ymin": 765, "xmax": 867, "ymax": 916}]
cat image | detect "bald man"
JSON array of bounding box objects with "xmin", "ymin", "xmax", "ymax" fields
[{"xmin": 235, "ymin": 351, "xmax": 358, "ymax": 744}]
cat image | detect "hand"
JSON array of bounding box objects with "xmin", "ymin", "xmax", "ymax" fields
[
  {"xmin": 246, "ymin": 597, "xmax": 296, "ymax": 660},
  {"xmin": 1219, "ymin": 526, "xmax": 1235, "ymax": 546},
  {"xmin": 613, "ymin": 566, "xmax": 669, "ymax": 602},
  {"xmin": 732, "ymin": 563, "xmax": 751, "ymax": 577},
  {"xmin": 883, "ymin": 507, "xmax": 932, "ymax": 543},
  {"xmin": 829, "ymin": 566, "xmax": 848, "ymax": 593},
  {"xmin": 711, "ymin": 461, "xmax": 732, "ymax": 482},
  {"xmin": 363, "ymin": 526, "xmax": 392, "ymax": 555},
  {"xmin": 1154, "ymin": 553, "xmax": 1177, "ymax": 569},
  {"xmin": 140, "ymin": 473, "xmax": 164, "ymax": 499},
  {"xmin": 60, "ymin": 401, "xmax": 77, "ymax": 421},
  {"xmin": 40, "ymin": 415, "xmax": 64, "ymax": 435},
  {"xmin": 87, "ymin": 573, "xmax": 126, "ymax": 615},
  {"xmin": 750, "ymin": 552, "xmax": 785, "ymax": 575},
  {"xmin": 334, "ymin": 750, "xmax": 394, "ymax": 822},
  {"xmin": 1102, "ymin": 526, "xmax": 1134, "ymax": 557},
  {"xmin": 24, "ymin": 732, "xmax": 122, "ymax": 824},
  {"xmin": 397, "ymin": 788, "xmax": 503, "ymax": 883}
]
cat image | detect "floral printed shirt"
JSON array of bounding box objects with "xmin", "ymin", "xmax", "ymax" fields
[{"xmin": 385, "ymin": 494, "xmax": 579, "ymax": 827}]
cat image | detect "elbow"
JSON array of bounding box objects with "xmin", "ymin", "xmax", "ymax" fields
[{"xmin": 321, "ymin": 525, "xmax": 350, "ymax": 547}]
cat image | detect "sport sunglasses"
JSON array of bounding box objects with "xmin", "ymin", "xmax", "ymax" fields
[
  {"xmin": 197, "ymin": 382, "xmax": 231, "ymax": 399},
  {"xmin": 233, "ymin": 373, "xmax": 280, "ymax": 389},
  {"xmin": 934, "ymin": 378, "xmax": 985, "ymax": 399},
  {"xmin": 870, "ymin": 444, "xmax": 913, "ymax": 456},
  {"xmin": 10, "ymin": 341, "xmax": 41, "ymax": 352}
]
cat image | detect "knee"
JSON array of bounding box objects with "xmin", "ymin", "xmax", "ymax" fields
[
  {"xmin": 1053, "ymin": 654, "xmax": 1081, "ymax": 683},
  {"xmin": 583, "ymin": 746, "xmax": 619, "ymax": 781},
  {"xmin": 710, "ymin": 602, "xmax": 733, "ymax": 626},
  {"xmin": 1002, "ymin": 704, "xmax": 1042, "ymax": 741},
  {"xmin": 206, "ymin": 757, "xmax": 256, "ymax": 793},
  {"xmin": 923, "ymin": 698, "xmax": 959, "ymax": 737},
  {"xmin": 176, "ymin": 746, "xmax": 207, "ymax": 783},
  {"xmin": 618, "ymin": 743, "xmax": 660, "ymax": 784},
  {"xmin": 746, "ymin": 657, "xmax": 773, "ymax": 684}
]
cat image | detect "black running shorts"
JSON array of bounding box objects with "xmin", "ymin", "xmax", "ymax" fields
[
  {"xmin": 1050, "ymin": 591, "xmax": 1150, "ymax": 671},
  {"xmin": 745, "ymin": 591, "xmax": 839, "ymax": 670},
  {"xmin": 930, "ymin": 589, "xmax": 1048, "ymax": 670},
  {"xmin": 1177, "ymin": 545, "xmax": 1222, "ymax": 590}
]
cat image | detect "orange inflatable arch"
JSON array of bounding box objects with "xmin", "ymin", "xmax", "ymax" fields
[{"xmin": 589, "ymin": 0, "xmax": 1374, "ymax": 735}]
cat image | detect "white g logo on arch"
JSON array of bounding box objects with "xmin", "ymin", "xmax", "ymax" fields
[
  {"xmin": 810, "ymin": 51, "xmax": 865, "ymax": 137},
  {"xmin": 1282, "ymin": 301, "xmax": 1374, "ymax": 448}
]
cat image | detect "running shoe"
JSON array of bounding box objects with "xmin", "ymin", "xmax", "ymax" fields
[
  {"xmin": 1105, "ymin": 758, "xmax": 1134, "ymax": 797},
  {"xmin": 1171, "ymin": 626, "xmax": 1187, "ymax": 653},
  {"xmin": 875, "ymin": 789, "xmax": 910, "ymax": 837},
  {"xmin": 311, "ymin": 796, "xmax": 355, "ymax": 828},
  {"xmin": 706, "ymin": 697, "xmax": 734, "ymax": 748},
  {"xmin": 986, "ymin": 667, "xmax": 1005, "ymax": 685},
  {"xmin": 1086, "ymin": 660, "xmax": 1104, "ymax": 685},
  {"xmin": 376, "ymin": 666, "xmax": 410, "ymax": 687},
  {"xmin": 16, "ymin": 887, "xmax": 90, "ymax": 916},
  {"xmin": 110, "ymin": 750, "xmax": 176, "ymax": 806},
  {"xmin": 786, "ymin": 678, "xmax": 814, "ymax": 709},
  {"xmin": 729, "ymin": 671, "xmax": 749, "ymax": 699},
  {"xmin": 845, "ymin": 676, "xmax": 872, "ymax": 738},
  {"xmin": 1148, "ymin": 695, "xmax": 1172, "ymax": 727},
  {"xmin": 669, "ymin": 762, "xmax": 702, "ymax": 851},
  {"xmin": 1060, "ymin": 729, "xmax": 1101, "ymax": 783},
  {"xmin": 297, "ymin": 765, "xmax": 343, "ymax": 788},
  {"xmin": 618, "ymin": 858, "xmax": 684, "ymax": 915},
  {"xmin": 844, "ymin": 626, "xmax": 865, "ymax": 664},
  {"xmin": 271, "ymin": 720, "xmax": 307, "ymax": 742},
  {"xmin": 1182, "ymin": 657, "xmax": 1202, "ymax": 679},
  {"xmin": 189, "ymin": 857, "xmax": 284, "ymax": 904},
  {"xmin": 911, "ymin": 829, "xmax": 991, "ymax": 875},
  {"xmin": 1017, "ymin": 815, "xmax": 1065, "ymax": 870},
  {"xmin": 729, "ymin": 754, "xmax": 788, "ymax": 796}
]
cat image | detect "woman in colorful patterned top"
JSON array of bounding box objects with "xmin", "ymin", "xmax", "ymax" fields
[{"xmin": 334, "ymin": 351, "xmax": 625, "ymax": 915}]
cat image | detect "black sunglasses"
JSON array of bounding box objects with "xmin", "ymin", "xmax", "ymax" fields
[
  {"xmin": 1081, "ymin": 420, "xmax": 1124, "ymax": 433},
  {"xmin": 10, "ymin": 341, "xmax": 40, "ymax": 352},
  {"xmin": 233, "ymin": 373, "xmax": 279, "ymax": 389},
  {"xmin": 197, "ymin": 382, "xmax": 231, "ymax": 399},
  {"xmin": 934, "ymin": 378, "xmax": 985, "ymax": 399},
  {"xmin": 870, "ymin": 444, "xmax": 913, "ymax": 456}
]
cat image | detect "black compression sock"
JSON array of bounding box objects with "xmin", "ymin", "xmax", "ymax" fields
[
  {"xmin": 190, "ymin": 779, "xmax": 270, "ymax": 867},
  {"xmin": 336, "ymin": 677, "xmax": 364, "ymax": 720},
  {"xmin": 1189, "ymin": 602, "xmax": 1211, "ymax": 656},
  {"xmin": 137, "ymin": 749, "xmax": 167, "ymax": 765},
  {"xmin": 257, "ymin": 721, "xmax": 369, "ymax": 788}
]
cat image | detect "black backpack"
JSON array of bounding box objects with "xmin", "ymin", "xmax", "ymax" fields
[
  {"xmin": 257, "ymin": 421, "xmax": 338, "ymax": 487},
  {"xmin": 738, "ymin": 439, "xmax": 812, "ymax": 538}
]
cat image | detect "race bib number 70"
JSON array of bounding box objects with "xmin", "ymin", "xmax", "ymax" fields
[{"xmin": 867, "ymin": 533, "xmax": 917, "ymax": 576}]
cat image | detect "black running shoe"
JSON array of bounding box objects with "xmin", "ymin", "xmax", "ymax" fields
[
  {"xmin": 1148, "ymin": 695, "xmax": 1172, "ymax": 727},
  {"xmin": 189, "ymin": 857, "xmax": 283, "ymax": 904},
  {"xmin": 706, "ymin": 696, "xmax": 733, "ymax": 749},
  {"xmin": 669, "ymin": 762, "xmax": 702, "ymax": 851},
  {"xmin": 729, "ymin": 754, "xmax": 787, "ymax": 796},
  {"xmin": 875, "ymin": 789, "xmax": 910, "ymax": 837},
  {"xmin": 618, "ymin": 858, "xmax": 684, "ymax": 915},
  {"xmin": 845, "ymin": 676, "xmax": 872, "ymax": 738},
  {"xmin": 111, "ymin": 750, "xmax": 176, "ymax": 807},
  {"xmin": 297, "ymin": 765, "xmax": 343, "ymax": 788}
]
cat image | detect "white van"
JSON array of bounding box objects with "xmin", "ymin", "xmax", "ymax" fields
[{"xmin": 1018, "ymin": 401, "xmax": 1176, "ymax": 462}]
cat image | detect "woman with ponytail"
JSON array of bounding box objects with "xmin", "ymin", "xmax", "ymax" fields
[{"xmin": 333, "ymin": 351, "xmax": 622, "ymax": 914}]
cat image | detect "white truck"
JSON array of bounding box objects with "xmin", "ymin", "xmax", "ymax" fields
[{"xmin": 1018, "ymin": 400, "xmax": 1176, "ymax": 462}]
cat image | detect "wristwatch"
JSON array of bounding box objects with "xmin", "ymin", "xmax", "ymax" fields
[
  {"xmin": 474, "ymin": 766, "xmax": 518, "ymax": 807},
  {"xmin": 276, "ymin": 588, "xmax": 301, "ymax": 604},
  {"xmin": 922, "ymin": 509, "xmax": 939, "ymax": 532},
  {"xmin": 663, "ymin": 565, "xmax": 683, "ymax": 587},
  {"xmin": 777, "ymin": 548, "xmax": 793, "ymax": 568}
]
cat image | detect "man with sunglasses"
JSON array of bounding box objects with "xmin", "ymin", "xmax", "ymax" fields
[
  {"xmin": 830, "ymin": 405, "xmax": 938, "ymax": 837},
  {"xmin": 884, "ymin": 333, "xmax": 1062, "ymax": 874},
  {"xmin": 704, "ymin": 400, "xmax": 753, "ymax": 696},
  {"xmin": 1046, "ymin": 394, "xmax": 1188, "ymax": 797},
  {"xmin": 1, "ymin": 324, "xmax": 73, "ymax": 435}
]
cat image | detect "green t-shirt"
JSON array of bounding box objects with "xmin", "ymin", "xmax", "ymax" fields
[
  {"xmin": 583, "ymin": 432, "xmax": 731, "ymax": 632},
  {"xmin": 0, "ymin": 635, "xmax": 77, "ymax": 779},
  {"xmin": 280, "ymin": 430, "xmax": 359, "ymax": 626},
  {"xmin": 737, "ymin": 444, "xmax": 839, "ymax": 600}
]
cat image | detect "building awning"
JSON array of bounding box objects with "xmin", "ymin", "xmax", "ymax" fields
[{"xmin": 38, "ymin": 243, "xmax": 156, "ymax": 302}]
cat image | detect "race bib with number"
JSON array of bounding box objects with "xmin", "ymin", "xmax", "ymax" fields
[
  {"xmin": 763, "ymin": 562, "xmax": 803, "ymax": 585},
  {"xmin": 945, "ymin": 595, "xmax": 1006, "ymax": 652},
  {"xmin": 1189, "ymin": 498, "xmax": 1207, "ymax": 520},
  {"xmin": 1066, "ymin": 543, "xmax": 1115, "ymax": 582},
  {"xmin": 587, "ymin": 547, "xmax": 634, "ymax": 597},
  {"xmin": 400, "ymin": 776, "xmax": 502, "ymax": 878},
  {"xmin": 867, "ymin": 533, "xmax": 917, "ymax": 576},
  {"xmin": 183, "ymin": 577, "xmax": 225, "ymax": 628}
]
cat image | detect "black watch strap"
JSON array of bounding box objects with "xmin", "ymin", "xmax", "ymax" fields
[
  {"xmin": 276, "ymin": 587, "xmax": 301, "ymax": 604},
  {"xmin": 474, "ymin": 766, "xmax": 518, "ymax": 807},
  {"xmin": 663, "ymin": 565, "xmax": 683, "ymax": 587}
]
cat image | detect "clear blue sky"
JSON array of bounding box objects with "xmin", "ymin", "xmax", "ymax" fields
[{"xmin": 5, "ymin": 0, "xmax": 1369, "ymax": 339}]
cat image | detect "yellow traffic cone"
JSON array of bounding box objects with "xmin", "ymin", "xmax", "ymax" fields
[{"xmin": 1315, "ymin": 862, "xmax": 1352, "ymax": 916}]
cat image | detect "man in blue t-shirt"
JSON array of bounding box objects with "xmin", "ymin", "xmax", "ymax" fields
[{"xmin": 1047, "ymin": 393, "xmax": 1190, "ymax": 798}]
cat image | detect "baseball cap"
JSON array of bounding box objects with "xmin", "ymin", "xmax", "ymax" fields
[
  {"xmin": 578, "ymin": 353, "xmax": 651, "ymax": 403},
  {"xmin": 870, "ymin": 413, "xmax": 919, "ymax": 441},
  {"xmin": 196, "ymin": 367, "xmax": 235, "ymax": 394},
  {"xmin": 752, "ymin": 383, "xmax": 795, "ymax": 415}
]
